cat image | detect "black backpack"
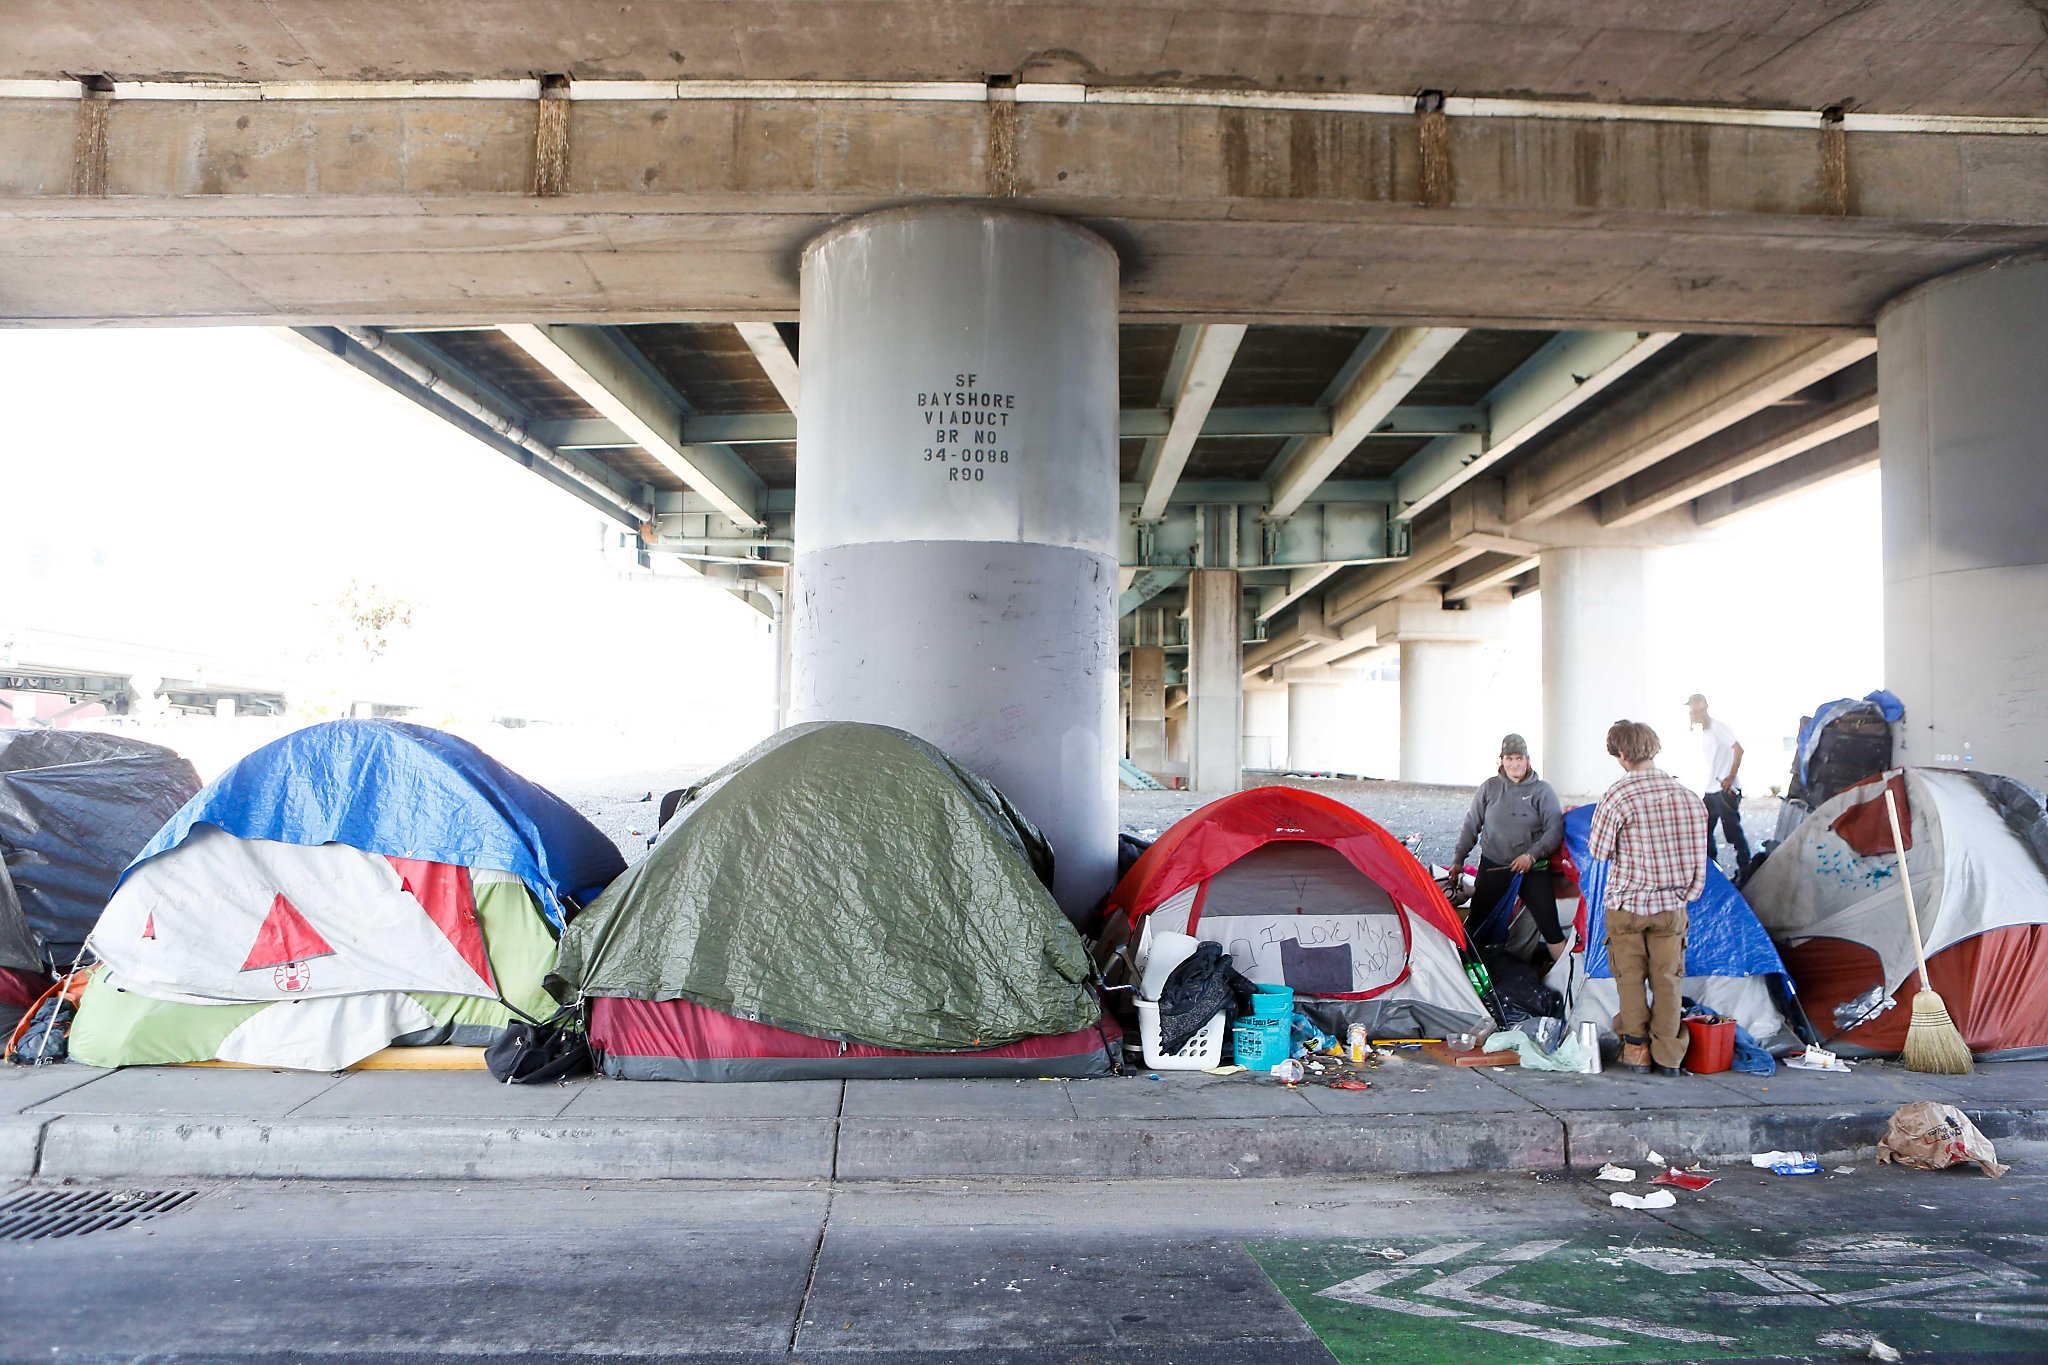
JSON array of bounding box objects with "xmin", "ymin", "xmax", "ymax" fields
[{"xmin": 484, "ymin": 1006, "xmax": 593, "ymax": 1084}]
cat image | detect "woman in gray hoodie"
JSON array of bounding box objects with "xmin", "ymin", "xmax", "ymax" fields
[{"xmin": 1450, "ymin": 733, "xmax": 1567, "ymax": 960}]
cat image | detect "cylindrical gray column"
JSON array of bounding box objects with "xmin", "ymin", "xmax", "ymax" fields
[
  {"xmin": 1879, "ymin": 255, "xmax": 2048, "ymax": 782},
  {"xmin": 790, "ymin": 207, "xmax": 1120, "ymax": 920}
]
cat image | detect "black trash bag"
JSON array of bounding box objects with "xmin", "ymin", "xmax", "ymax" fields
[
  {"xmin": 1157, "ymin": 942, "xmax": 1257, "ymax": 1055},
  {"xmin": 485, "ymin": 1008, "xmax": 592, "ymax": 1084},
  {"xmin": 8, "ymin": 989, "xmax": 73, "ymax": 1066},
  {"xmin": 1478, "ymin": 946, "xmax": 1562, "ymax": 1027}
]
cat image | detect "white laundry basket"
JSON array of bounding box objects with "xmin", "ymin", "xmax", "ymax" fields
[{"xmin": 1133, "ymin": 998, "xmax": 1227, "ymax": 1071}]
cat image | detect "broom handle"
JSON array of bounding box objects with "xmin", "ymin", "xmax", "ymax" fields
[{"xmin": 1883, "ymin": 786, "xmax": 1934, "ymax": 992}]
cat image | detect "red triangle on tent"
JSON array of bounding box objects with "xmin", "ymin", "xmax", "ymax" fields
[
  {"xmin": 141, "ymin": 913, "xmax": 154, "ymax": 940},
  {"xmin": 386, "ymin": 857, "xmax": 494, "ymax": 990},
  {"xmin": 240, "ymin": 892, "xmax": 336, "ymax": 972}
]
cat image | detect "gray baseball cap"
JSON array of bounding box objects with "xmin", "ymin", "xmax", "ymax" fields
[{"xmin": 1499, "ymin": 733, "xmax": 1530, "ymax": 756}]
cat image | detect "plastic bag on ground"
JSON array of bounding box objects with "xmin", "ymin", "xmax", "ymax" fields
[
  {"xmin": 1877, "ymin": 1101, "xmax": 2009, "ymax": 1177},
  {"xmin": 1483, "ymin": 1027, "xmax": 1591, "ymax": 1072},
  {"xmin": 1610, "ymin": 1189, "xmax": 1677, "ymax": 1210}
]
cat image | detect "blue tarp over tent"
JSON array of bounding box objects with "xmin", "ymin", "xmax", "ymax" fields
[
  {"xmin": 127, "ymin": 720, "xmax": 624, "ymax": 928},
  {"xmin": 1795, "ymin": 689, "xmax": 1904, "ymax": 790},
  {"xmin": 1562, "ymin": 803, "xmax": 1790, "ymax": 984}
]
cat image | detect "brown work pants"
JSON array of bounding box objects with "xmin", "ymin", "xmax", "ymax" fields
[{"xmin": 1606, "ymin": 907, "xmax": 1690, "ymax": 1070}]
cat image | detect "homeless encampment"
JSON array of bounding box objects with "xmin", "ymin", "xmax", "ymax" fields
[
  {"xmin": 550, "ymin": 722, "xmax": 1116, "ymax": 1080},
  {"xmin": 0, "ymin": 730, "xmax": 200, "ymax": 1009},
  {"xmin": 1103, "ymin": 786, "xmax": 1493, "ymax": 1041},
  {"xmin": 66, "ymin": 719, "xmax": 623, "ymax": 1072},
  {"xmin": 1745, "ymin": 767, "xmax": 2048, "ymax": 1059},
  {"xmin": 1545, "ymin": 804, "xmax": 1802, "ymax": 1049}
]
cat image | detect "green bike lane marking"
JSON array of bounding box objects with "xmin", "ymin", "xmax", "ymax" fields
[{"xmin": 1248, "ymin": 1230, "xmax": 2048, "ymax": 1364}]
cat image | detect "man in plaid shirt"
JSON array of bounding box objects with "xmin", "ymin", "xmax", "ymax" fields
[{"xmin": 1588, "ymin": 720, "xmax": 1708, "ymax": 1076}]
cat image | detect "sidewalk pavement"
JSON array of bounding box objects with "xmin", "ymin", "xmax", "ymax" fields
[{"xmin": 4, "ymin": 1052, "xmax": 2043, "ymax": 1184}]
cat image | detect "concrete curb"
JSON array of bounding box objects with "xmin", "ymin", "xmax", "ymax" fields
[
  {"xmin": 16, "ymin": 1104, "xmax": 2044, "ymax": 1184},
  {"xmin": 837, "ymin": 1114, "xmax": 1567, "ymax": 1179},
  {"xmin": 35, "ymin": 1116, "xmax": 838, "ymax": 1183},
  {"xmin": 0, "ymin": 1116, "xmax": 46, "ymax": 1178},
  {"xmin": 1568, "ymin": 1104, "xmax": 2048, "ymax": 1167}
]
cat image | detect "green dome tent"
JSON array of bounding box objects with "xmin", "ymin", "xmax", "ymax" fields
[{"xmin": 551, "ymin": 723, "xmax": 1110, "ymax": 1075}]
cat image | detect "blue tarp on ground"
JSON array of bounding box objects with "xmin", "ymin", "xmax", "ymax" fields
[
  {"xmin": 128, "ymin": 720, "xmax": 623, "ymax": 927},
  {"xmin": 1563, "ymin": 803, "xmax": 1790, "ymax": 983}
]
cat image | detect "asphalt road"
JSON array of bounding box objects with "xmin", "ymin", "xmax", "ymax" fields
[{"xmin": 2, "ymin": 1163, "xmax": 2043, "ymax": 1363}]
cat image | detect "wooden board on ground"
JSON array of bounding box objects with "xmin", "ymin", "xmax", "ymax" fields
[
  {"xmin": 1423, "ymin": 1045, "xmax": 1520, "ymax": 1068},
  {"xmin": 183, "ymin": 1046, "xmax": 487, "ymax": 1071}
]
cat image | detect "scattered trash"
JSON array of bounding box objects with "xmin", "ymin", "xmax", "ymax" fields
[
  {"xmin": 1202, "ymin": 1064, "xmax": 1245, "ymax": 1076},
  {"xmin": 1595, "ymin": 1164, "xmax": 1637, "ymax": 1183},
  {"xmin": 1327, "ymin": 1078, "xmax": 1371, "ymax": 1091},
  {"xmin": 1347, "ymin": 1024, "xmax": 1370, "ymax": 1064},
  {"xmin": 1771, "ymin": 1159, "xmax": 1824, "ymax": 1176},
  {"xmin": 1817, "ymin": 1331, "xmax": 1902, "ymax": 1361},
  {"xmin": 1609, "ymin": 1189, "xmax": 1677, "ymax": 1211},
  {"xmin": 1833, "ymin": 1166, "xmax": 1856, "ymax": 1174},
  {"xmin": 1645, "ymin": 1150, "xmax": 1665, "ymax": 1166},
  {"xmin": 1482, "ymin": 1027, "xmax": 1593, "ymax": 1072},
  {"xmin": 1364, "ymin": 1247, "xmax": 1407, "ymax": 1260},
  {"xmin": 1751, "ymin": 1150, "xmax": 1818, "ymax": 1168},
  {"xmin": 1787, "ymin": 1046, "xmax": 1854, "ymax": 1073},
  {"xmin": 1878, "ymin": 1101, "xmax": 2009, "ymax": 1177},
  {"xmin": 1652, "ymin": 1169, "xmax": 1719, "ymax": 1191},
  {"xmin": 1271, "ymin": 1058, "xmax": 1306, "ymax": 1084}
]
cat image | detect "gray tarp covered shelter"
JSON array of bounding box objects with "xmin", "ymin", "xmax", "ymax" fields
[
  {"xmin": 0, "ymin": 729, "xmax": 200, "ymax": 975},
  {"xmin": 550, "ymin": 722, "xmax": 1101, "ymax": 1054}
]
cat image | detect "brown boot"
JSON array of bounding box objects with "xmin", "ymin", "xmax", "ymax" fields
[{"xmin": 1619, "ymin": 1036, "xmax": 1651, "ymax": 1074}]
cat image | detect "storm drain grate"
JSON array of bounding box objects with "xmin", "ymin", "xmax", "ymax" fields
[{"xmin": 0, "ymin": 1188, "xmax": 198, "ymax": 1242}]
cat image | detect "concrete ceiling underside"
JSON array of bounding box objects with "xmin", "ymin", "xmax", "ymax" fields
[
  {"xmin": 7, "ymin": 1, "xmax": 2046, "ymax": 117},
  {"xmin": 0, "ymin": 3, "xmax": 1996, "ymax": 661}
]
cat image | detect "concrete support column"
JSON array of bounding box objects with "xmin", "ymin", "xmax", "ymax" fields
[
  {"xmin": 1879, "ymin": 256, "xmax": 2048, "ymax": 778},
  {"xmin": 1286, "ymin": 673, "xmax": 1362, "ymax": 774},
  {"xmin": 1242, "ymin": 686, "xmax": 1287, "ymax": 771},
  {"xmin": 1398, "ymin": 641, "xmax": 1498, "ymax": 785},
  {"xmin": 1187, "ymin": 568, "xmax": 1243, "ymax": 793},
  {"xmin": 788, "ymin": 206, "xmax": 1120, "ymax": 919},
  {"xmin": 1128, "ymin": 646, "xmax": 1167, "ymax": 774},
  {"xmin": 1540, "ymin": 544, "xmax": 1650, "ymax": 795}
]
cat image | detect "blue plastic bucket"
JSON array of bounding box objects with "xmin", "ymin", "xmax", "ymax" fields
[
  {"xmin": 1232, "ymin": 1015, "xmax": 1289, "ymax": 1069},
  {"xmin": 1250, "ymin": 984, "xmax": 1295, "ymax": 1018}
]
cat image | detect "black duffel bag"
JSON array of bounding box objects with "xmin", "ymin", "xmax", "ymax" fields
[{"xmin": 485, "ymin": 1006, "xmax": 594, "ymax": 1084}]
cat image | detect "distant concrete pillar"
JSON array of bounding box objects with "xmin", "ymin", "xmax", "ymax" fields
[
  {"xmin": 1398, "ymin": 641, "xmax": 1498, "ymax": 785},
  {"xmin": 788, "ymin": 206, "xmax": 1119, "ymax": 919},
  {"xmin": 1540, "ymin": 544, "xmax": 1650, "ymax": 795},
  {"xmin": 1879, "ymin": 256, "xmax": 2048, "ymax": 779},
  {"xmin": 1128, "ymin": 647, "xmax": 1167, "ymax": 773},
  {"xmin": 1187, "ymin": 568, "xmax": 1243, "ymax": 792},
  {"xmin": 1242, "ymin": 685, "xmax": 1287, "ymax": 771},
  {"xmin": 1286, "ymin": 672, "xmax": 1361, "ymax": 774}
]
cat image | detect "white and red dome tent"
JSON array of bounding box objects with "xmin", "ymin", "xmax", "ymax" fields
[
  {"xmin": 69, "ymin": 720, "xmax": 624, "ymax": 1072},
  {"xmin": 1104, "ymin": 787, "xmax": 1490, "ymax": 1040},
  {"xmin": 1745, "ymin": 768, "xmax": 2048, "ymax": 1059}
]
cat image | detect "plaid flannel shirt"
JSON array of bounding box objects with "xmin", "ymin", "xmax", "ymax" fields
[{"xmin": 1588, "ymin": 766, "xmax": 1708, "ymax": 917}]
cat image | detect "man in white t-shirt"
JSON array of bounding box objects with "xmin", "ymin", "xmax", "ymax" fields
[{"xmin": 1687, "ymin": 693, "xmax": 1752, "ymax": 876}]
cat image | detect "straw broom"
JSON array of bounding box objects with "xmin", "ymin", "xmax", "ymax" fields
[{"xmin": 1884, "ymin": 786, "xmax": 1973, "ymax": 1075}]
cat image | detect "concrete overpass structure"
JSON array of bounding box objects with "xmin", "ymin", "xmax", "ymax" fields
[{"xmin": 3, "ymin": 2, "xmax": 2045, "ymax": 914}]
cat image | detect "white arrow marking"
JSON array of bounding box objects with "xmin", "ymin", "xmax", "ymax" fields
[
  {"xmin": 1494, "ymin": 1239, "xmax": 1569, "ymax": 1262},
  {"xmin": 1415, "ymin": 1264, "xmax": 1552, "ymax": 1314},
  {"xmin": 1405, "ymin": 1241, "xmax": 1484, "ymax": 1265},
  {"xmin": 1468, "ymin": 1319, "xmax": 1625, "ymax": 1348},
  {"xmin": 1315, "ymin": 1269, "xmax": 1468, "ymax": 1319},
  {"xmin": 1569, "ymin": 1315, "xmax": 1736, "ymax": 1345}
]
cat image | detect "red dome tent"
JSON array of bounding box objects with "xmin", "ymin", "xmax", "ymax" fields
[{"xmin": 1107, "ymin": 787, "xmax": 1489, "ymax": 1039}]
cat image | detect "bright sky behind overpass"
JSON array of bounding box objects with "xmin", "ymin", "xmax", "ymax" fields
[{"xmin": 0, "ymin": 326, "xmax": 1881, "ymax": 786}]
